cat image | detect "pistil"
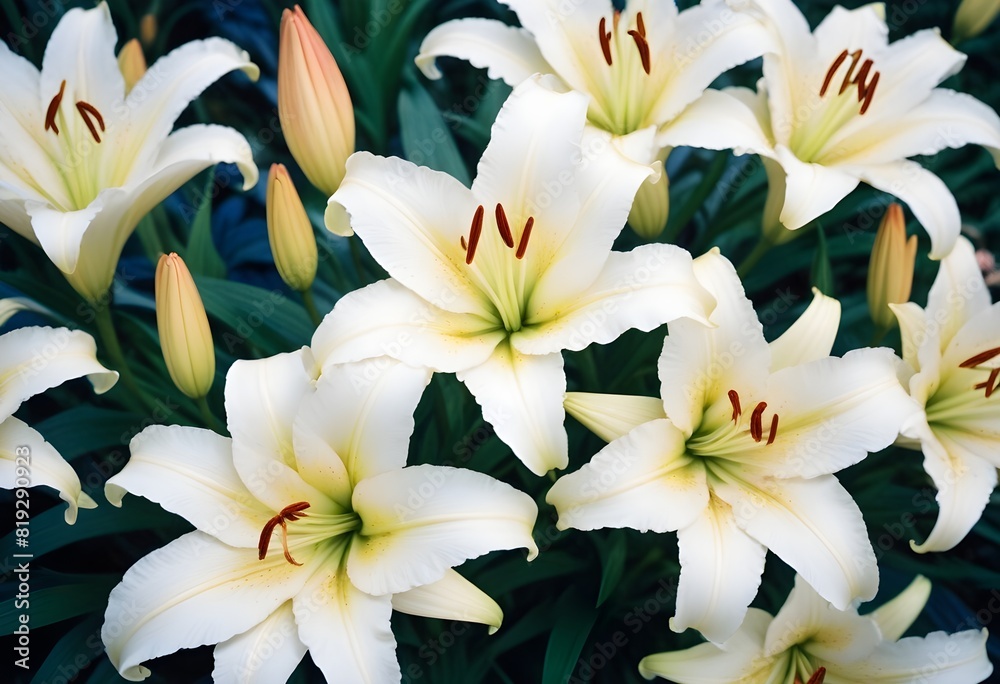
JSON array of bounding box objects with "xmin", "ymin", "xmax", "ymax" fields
[{"xmin": 258, "ymin": 501, "xmax": 311, "ymax": 566}]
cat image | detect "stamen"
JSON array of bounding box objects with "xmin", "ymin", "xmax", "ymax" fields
[
  {"xmin": 44, "ymin": 79, "xmax": 67, "ymax": 135},
  {"xmin": 960, "ymin": 346, "xmax": 1000, "ymax": 368},
  {"xmin": 628, "ymin": 29, "xmax": 651, "ymax": 75},
  {"xmin": 859, "ymin": 71, "xmax": 878, "ymax": 115},
  {"xmin": 258, "ymin": 502, "xmax": 311, "ymax": 566},
  {"xmin": 806, "ymin": 668, "xmax": 826, "ymax": 684},
  {"xmin": 516, "ymin": 217, "xmax": 534, "ymax": 259},
  {"xmin": 495, "ymin": 203, "xmax": 514, "ymax": 248},
  {"xmin": 820, "ymin": 50, "xmax": 848, "ymax": 97},
  {"xmin": 466, "ymin": 205, "xmax": 485, "ymax": 265},
  {"xmin": 598, "ymin": 17, "xmax": 613, "ymax": 66},
  {"xmin": 838, "ymin": 51, "xmax": 863, "ymax": 95},
  {"xmin": 728, "ymin": 389, "xmax": 742, "ymax": 422},
  {"xmin": 460, "ymin": 236, "xmax": 467, "ymax": 251},
  {"xmin": 75, "ymin": 101, "xmax": 106, "ymax": 143},
  {"xmin": 766, "ymin": 414, "xmax": 779, "ymax": 446},
  {"xmin": 974, "ymin": 368, "xmax": 1000, "ymax": 398},
  {"xmin": 750, "ymin": 402, "xmax": 767, "ymax": 443},
  {"xmin": 636, "ymin": 11, "xmax": 646, "ymax": 38}
]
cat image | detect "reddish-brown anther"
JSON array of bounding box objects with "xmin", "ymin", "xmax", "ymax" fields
[
  {"xmin": 767, "ymin": 414, "xmax": 779, "ymax": 445},
  {"xmin": 728, "ymin": 389, "xmax": 742, "ymax": 422},
  {"xmin": 44, "ymin": 79, "xmax": 67, "ymax": 135},
  {"xmin": 598, "ymin": 17, "xmax": 613, "ymax": 66},
  {"xmin": 750, "ymin": 402, "xmax": 768, "ymax": 442},
  {"xmin": 516, "ymin": 217, "xmax": 534, "ymax": 260},
  {"xmin": 960, "ymin": 346, "xmax": 1000, "ymax": 368},
  {"xmin": 466, "ymin": 205, "xmax": 485, "ymax": 264},
  {"xmin": 76, "ymin": 101, "xmax": 106, "ymax": 143},
  {"xmin": 495, "ymin": 203, "xmax": 514, "ymax": 248}
]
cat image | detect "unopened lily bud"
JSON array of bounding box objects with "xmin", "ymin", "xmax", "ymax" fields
[
  {"xmin": 155, "ymin": 253, "xmax": 215, "ymax": 399},
  {"xmin": 139, "ymin": 14, "xmax": 157, "ymax": 47},
  {"xmin": 762, "ymin": 158, "xmax": 797, "ymax": 246},
  {"xmin": 867, "ymin": 203, "xmax": 917, "ymax": 331},
  {"xmin": 628, "ymin": 169, "xmax": 670, "ymax": 240},
  {"xmin": 953, "ymin": 0, "xmax": 1000, "ymax": 43},
  {"xmin": 267, "ymin": 163, "xmax": 318, "ymax": 292},
  {"xmin": 118, "ymin": 38, "xmax": 147, "ymax": 93},
  {"xmin": 278, "ymin": 5, "xmax": 355, "ymax": 209}
]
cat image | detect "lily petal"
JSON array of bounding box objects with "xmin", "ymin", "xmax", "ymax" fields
[
  {"xmin": 292, "ymin": 562, "xmax": 400, "ymax": 684},
  {"xmin": 392, "ymin": 568, "xmax": 503, "ymax": 634},
  {"xmin": 310, "ymin": 279, "xmax": 504, "ymax": 374},
  {"xmin": 832, "ymin": 630, "xmax": 993, "ymax": 683},
  {"xmin": 226, "ymin": 352, "xmax": 337, "ymax": 515},
  {"xmin": 774, "ymin": 145, "xmax": 860, "ymax": 231},
  {"xmin": 457, "ymin": 344, "xmax": 568, "ymax": 475},
  {"xmin": 563, "ymin": 391, "xmax": 666, "ymax": 443},
  {"xmin": 925, "ymin": 236, "xmax": 993, "ymax": 350},
  {"xmin": 416, "ymin": 18, "xmax": 551, "ymax": 84},
  {"xmin": 547, "ymin": 419, "xmax": 708, "ymax": 533},
  {"xmin": 293, "ymin": 359, "xmax": 430, "ymax": 489},
  {"xmin": 0, "ymin": 326, "xmax": 117, "ymax": 421},
  {"xmin": 348, "ymin": 464, "xmax": 538, "ymax": 595},
  {"xmin": 126, "ymin": 38, "xmax": 259, "ymax": 173},
  {"xmin": 753, "ymin": 348, "xmax": 917, "ymax": 479},
  {"xmin": 671, "ymin": 494, "xmax": 767, "ymax": 644},
  {"xmin": 656, "ymin": 87, "xmax": 775, "ymax": 156},
  {"xmin": 516, "ymin": 244, "xmax": 714, "ymax": 355},
  {"xmin": 108, "ymin": 425, "xmax": 272, "ymax": 548},
  {"xmin": 103, "ymin": 531, "xmax": 312, "ymax": 682},
  {"xmin": 849, "ymin": 159, "xmax": 959, "ymax": 260},
  {"xmin": 0, "ymin": 417, "xmax": 95, "ymax": 524},
  {"xmin": 658, "ymin": 249, "xmax": 769, "ymax": 437},
  {"xmin": 638, "ymin": 609, "xmax": 773, "ymax": 682},
  {"xmin": 39, "ymin": 3, "xmax": 124, "ymax": 124},
  {"xmin": 868, "ymin": 575, "xmax": 931, "ymax": 642},
  {"xmin": 768, "ymin": 288, "xmax": 841, "ymax": 372},
  {"xmin": 764, "ymin": 574, "xmax": 879, "ymax": 662},
  {"xmin": 329, "ymin": 152, "xmax": 487, "ymax": 316},
  {"xmin": 910, "ymin": 426, "xmax": 997, "ymax": 553},
  {"xmin": 212, "ymin": 602, "xmax": 306, "ymax": 684},
  {"xmin": 716, "ymin": 473, "xmax": 878, "ymax": 610}
]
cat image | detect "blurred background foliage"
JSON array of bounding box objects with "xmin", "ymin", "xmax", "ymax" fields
[{"xmin": 0, "ymin": 0, "xmax": 999, "ymax": 682}]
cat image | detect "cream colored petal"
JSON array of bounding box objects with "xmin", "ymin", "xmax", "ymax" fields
[
  {"xmin": 768, "ymin": 288, "xmax": 841, "ymax": 372},
  {"xmin": 868, "ymin": 575, "xmax": 931, "ymax": 642},
  {"xmin": 392, "ymin": 568, "xmax": 503, "ymax": 634},
  {"xmin": 416, "ymin": 18, "xmax": 552, "ymax": 84},
  {"xmin": 212, "ymin": 602, "xmax": 306, "ymax": 684},
  {"xmin": 564, "ymin": 391, "xmax": 666, "ymax": 443}
]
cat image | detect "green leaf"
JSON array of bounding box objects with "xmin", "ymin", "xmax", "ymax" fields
[
  {"xmin": 0, "ymin": 497, "xmax": 184, "ymax": 561},
  {"xmin": 595, "ymin": 533, "xmax": 627, "ymax": 607},
  {"xmin": 34, "ymin": 406, "xmax": 143, "ymax": 462},
  {"xmin": 542, "ymin": 587, "xmax": 599, "ymax": 684},
  {"xmin": 186, "ymin": 169, "xmax": 227, "ymax": 279},
  {"xmin": 31, "ymin": 614, "xmax": 105, "ymax": 684},
  {"xmin": 811, "ymin": 224, "xmax": 834, "ymax": 296},
  {"xmin": 398, "ymin": 85, "xmax": 471, "ymax": 186},
  {"xmin": 195, "ymin": 277, "xmax": 314, "ymax": 354},
  {"xmin": 0, "ymin": 575, "xmax": 118, "ymax": 632}
]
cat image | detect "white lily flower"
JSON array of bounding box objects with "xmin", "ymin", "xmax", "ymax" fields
[
  {"xmin": 548, "ymin": 250, "xmax": 918, "ymax": 643},
  {"xmin": 312, "ymin": 78, "xmax": 715, "ymax": 476},
  {"xmin": 892, "ymin": 236, "xmax": 1000, "ymax": 553},
  {"xmin": 415, "ymin": 0, "xmax": 771, "ymax": 235},
  {"xmin": 638, "ymin": 574, "xmax": 993, "ymax": 683},
  {"xmin": 102, "ymin": 352, "xmax": 537, "ymax": 682},
  {"xmin": 0, "ymin": 2, "xmax": 259, "ymax": 302},
  {"xmin": 662, "ymin": 0, "xmax": 1000, "ymax": 258},
  {"xmin": 0, "ymin": 324, "xmax": 117, "ymax": 523}
]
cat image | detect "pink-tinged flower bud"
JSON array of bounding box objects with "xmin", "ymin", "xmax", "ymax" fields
[
  {"xmin": 278, "ymin": 5, "xmax": 355, "ymax": 202},
  {"xmin": 267, "ymin": 163, "xmax": 318, "ymax": 292},
  {"xmin": 155, "ymin": 253, "xmax": 215, "ymax": 399},
  {"xmin": 117, "ymin": 38, "xmax": 147, "ymax": 94},
  {"xmin": 867, "ymin": 203, "xmax": 917, "ymax": 330}
]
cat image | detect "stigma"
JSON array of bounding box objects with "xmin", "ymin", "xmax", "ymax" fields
[{"xmin": 258, "ymin": 501, "xmax": 311, "ymax": 566}]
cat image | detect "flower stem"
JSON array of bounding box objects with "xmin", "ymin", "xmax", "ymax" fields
[
  {"xmin": 301, "ymin": 288, "xmax": 323, "ymax": 327},
  {"xmin": 736, "ymin": 238, "xmax": 773, "ymax": 279},
  {"xmin": 196, "ymin": 395, "xmax": 226, "ymax": 434},
  {"xmin": 94, "ymin": 305, "xmax": 156, "ymax": 412}
]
